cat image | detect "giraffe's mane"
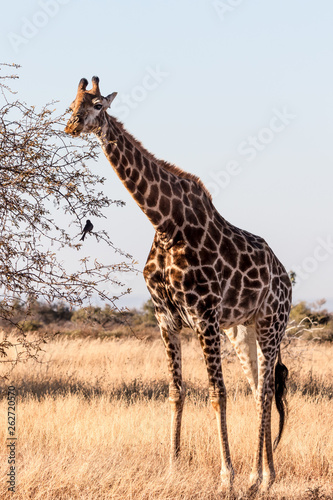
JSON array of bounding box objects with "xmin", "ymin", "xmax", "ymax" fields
[{"xmin": 109, "ymin": 115, "xmax": 212, "ymax": 201}]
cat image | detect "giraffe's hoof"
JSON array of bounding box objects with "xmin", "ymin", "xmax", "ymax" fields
[
  {"xmin": 168, "ymin": 453, "xmax": 181, "ymax": 475},
  {"xmin": 262, "ymin": 472, "xmax": 275, "ymax": 492},
  {"xmin": 219, "ymin": 467, "xmax": 235, "ymax": 492},
  {"xmin": 218, "ymin": 486, "xmax": 236, "ymax": 500},
  {"xmin": 246, "ymin": 486, "xmax": 259, "ymax": 499},
  {"xmin": 247, "ymin": 473, "xmax": 262, "ymax": 498},
  {"xmin": 218, "ymin": 483, "xmax": 235, "ymax": 500}
]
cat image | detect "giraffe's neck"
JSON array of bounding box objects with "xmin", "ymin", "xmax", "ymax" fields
[{"xmin": 95, "ymin": 114, "xmax": 212, "ymax": 237}]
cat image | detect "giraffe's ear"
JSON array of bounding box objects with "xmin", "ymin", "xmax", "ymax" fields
[{"xmin": 105, "ymin": 92, "xmax": 118, "ymax": 108}]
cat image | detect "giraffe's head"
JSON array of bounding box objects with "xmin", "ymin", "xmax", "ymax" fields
[{"xmin": 65, "ymin": 76, "xmax": 117, "ymax": 137}]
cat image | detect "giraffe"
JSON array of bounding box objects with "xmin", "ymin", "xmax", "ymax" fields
[{"xmin": 65, "ymin": 76, "xmax": 292, "ymax": 494}]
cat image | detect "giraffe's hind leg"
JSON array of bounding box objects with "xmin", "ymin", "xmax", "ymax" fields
[
  {"xmin": 248, "ymin": 344, "xmax": 276, "ymax": 494},
  {"xmin": 224, "ymin": 325, "xmax": 258, "ymax": 396},
  {"xmin": 225, "ymin": 325, "xmax": 277, "ymax": 492}
]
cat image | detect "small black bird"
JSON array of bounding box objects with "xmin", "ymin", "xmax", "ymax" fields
[{"xmin": 80, "ymin": 219, "xmax": 94, "ymax": 241}]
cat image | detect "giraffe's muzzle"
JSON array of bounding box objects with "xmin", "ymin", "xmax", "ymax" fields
[{"xmin": 65, "ymin": 115, "xmax": 84, "ymax": 136}]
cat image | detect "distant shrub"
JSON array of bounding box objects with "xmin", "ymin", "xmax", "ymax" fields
[
  {"xmin": 288, "ymin": 300, "xmax": 333, "ymax": 342},
  {"xmin": 19, "ymin": 320, "xmax": 41, "ymax": 332},
  {"xmin": 71, "ymin": 305, "xmax": 134, "ymax": 328},
  {"xmin": 142, "ymin": 299, "xmax": 158, "ymax": 326},
  {"xmin": 131, "ymin": 299, "xmax": 157, "ymax": 327},
  {"xmin": 71, "ymin": 301, "xmax": 158, "ymax": 332},
  {"xmin": 36, "ymin": 302, "xmax": 73, "ymax": 324}
]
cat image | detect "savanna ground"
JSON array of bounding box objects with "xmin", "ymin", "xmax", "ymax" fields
[{"xmin": 0, "ymin": 333, "xmax": 332, "ymax": 500}]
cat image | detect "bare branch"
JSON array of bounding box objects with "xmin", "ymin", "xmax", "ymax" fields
[{"xmin": 0, "ymin": 64, "xmax": 136, "ymax": 371}]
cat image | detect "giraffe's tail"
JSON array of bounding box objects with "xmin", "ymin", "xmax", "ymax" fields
[{"xmin": 273, "ymin": 348, "xmax": 288, "ymax": 451}]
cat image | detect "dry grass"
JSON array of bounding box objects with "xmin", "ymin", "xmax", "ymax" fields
[{"xmin": 0, "ymin": 335, "xmax": 332, "ymax": 499}]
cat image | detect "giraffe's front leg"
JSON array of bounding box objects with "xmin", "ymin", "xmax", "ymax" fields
[
  {"xmin": 197, "ymin": 323, "xmax": 234, "ymax": 489},
  {"xmin": 159, "ymin": 325, "xmax": 185, "ymax": 463}
]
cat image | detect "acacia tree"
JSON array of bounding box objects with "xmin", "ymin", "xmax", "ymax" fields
[{"xmin": 0, "ymin": 64, "xmax": 135, "ymax": 367}]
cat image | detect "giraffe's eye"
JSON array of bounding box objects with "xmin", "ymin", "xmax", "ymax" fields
[{"xmin": 94, "ymin": 103, "xmax": 103, "ymax": 110}]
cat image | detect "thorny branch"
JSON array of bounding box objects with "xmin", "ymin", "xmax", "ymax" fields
[{"xmin": 0, "ymin": 64, "xmax": 136, "ymax": 373}]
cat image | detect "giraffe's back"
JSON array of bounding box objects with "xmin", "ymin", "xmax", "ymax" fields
[{"xmin": 144, "ymin": 207, "xmax": 291, "ymax": 331}]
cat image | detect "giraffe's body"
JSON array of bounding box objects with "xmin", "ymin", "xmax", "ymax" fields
[{"xmin": 65, "ymin": 77, "xmax": 292, "ymax": 493}]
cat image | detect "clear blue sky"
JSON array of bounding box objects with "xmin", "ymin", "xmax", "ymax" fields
[{"xmin": 1, "ymin": 0, "xmax": 333, "ymax": 310}]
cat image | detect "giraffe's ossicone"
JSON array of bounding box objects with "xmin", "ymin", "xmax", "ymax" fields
[{"xmin": 65, "ymin": 77, "xmax": 292, "ymax": 494}]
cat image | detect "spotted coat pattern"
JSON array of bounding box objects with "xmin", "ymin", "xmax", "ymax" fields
[{"xmin": 65, "ymin": 77, "xmax": 292, "ymax": 493}]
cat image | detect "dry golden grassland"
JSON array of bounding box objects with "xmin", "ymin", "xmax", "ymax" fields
[{"xmin": 0, "ymin": 335, "xmax": 332, "ymax": 499}]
